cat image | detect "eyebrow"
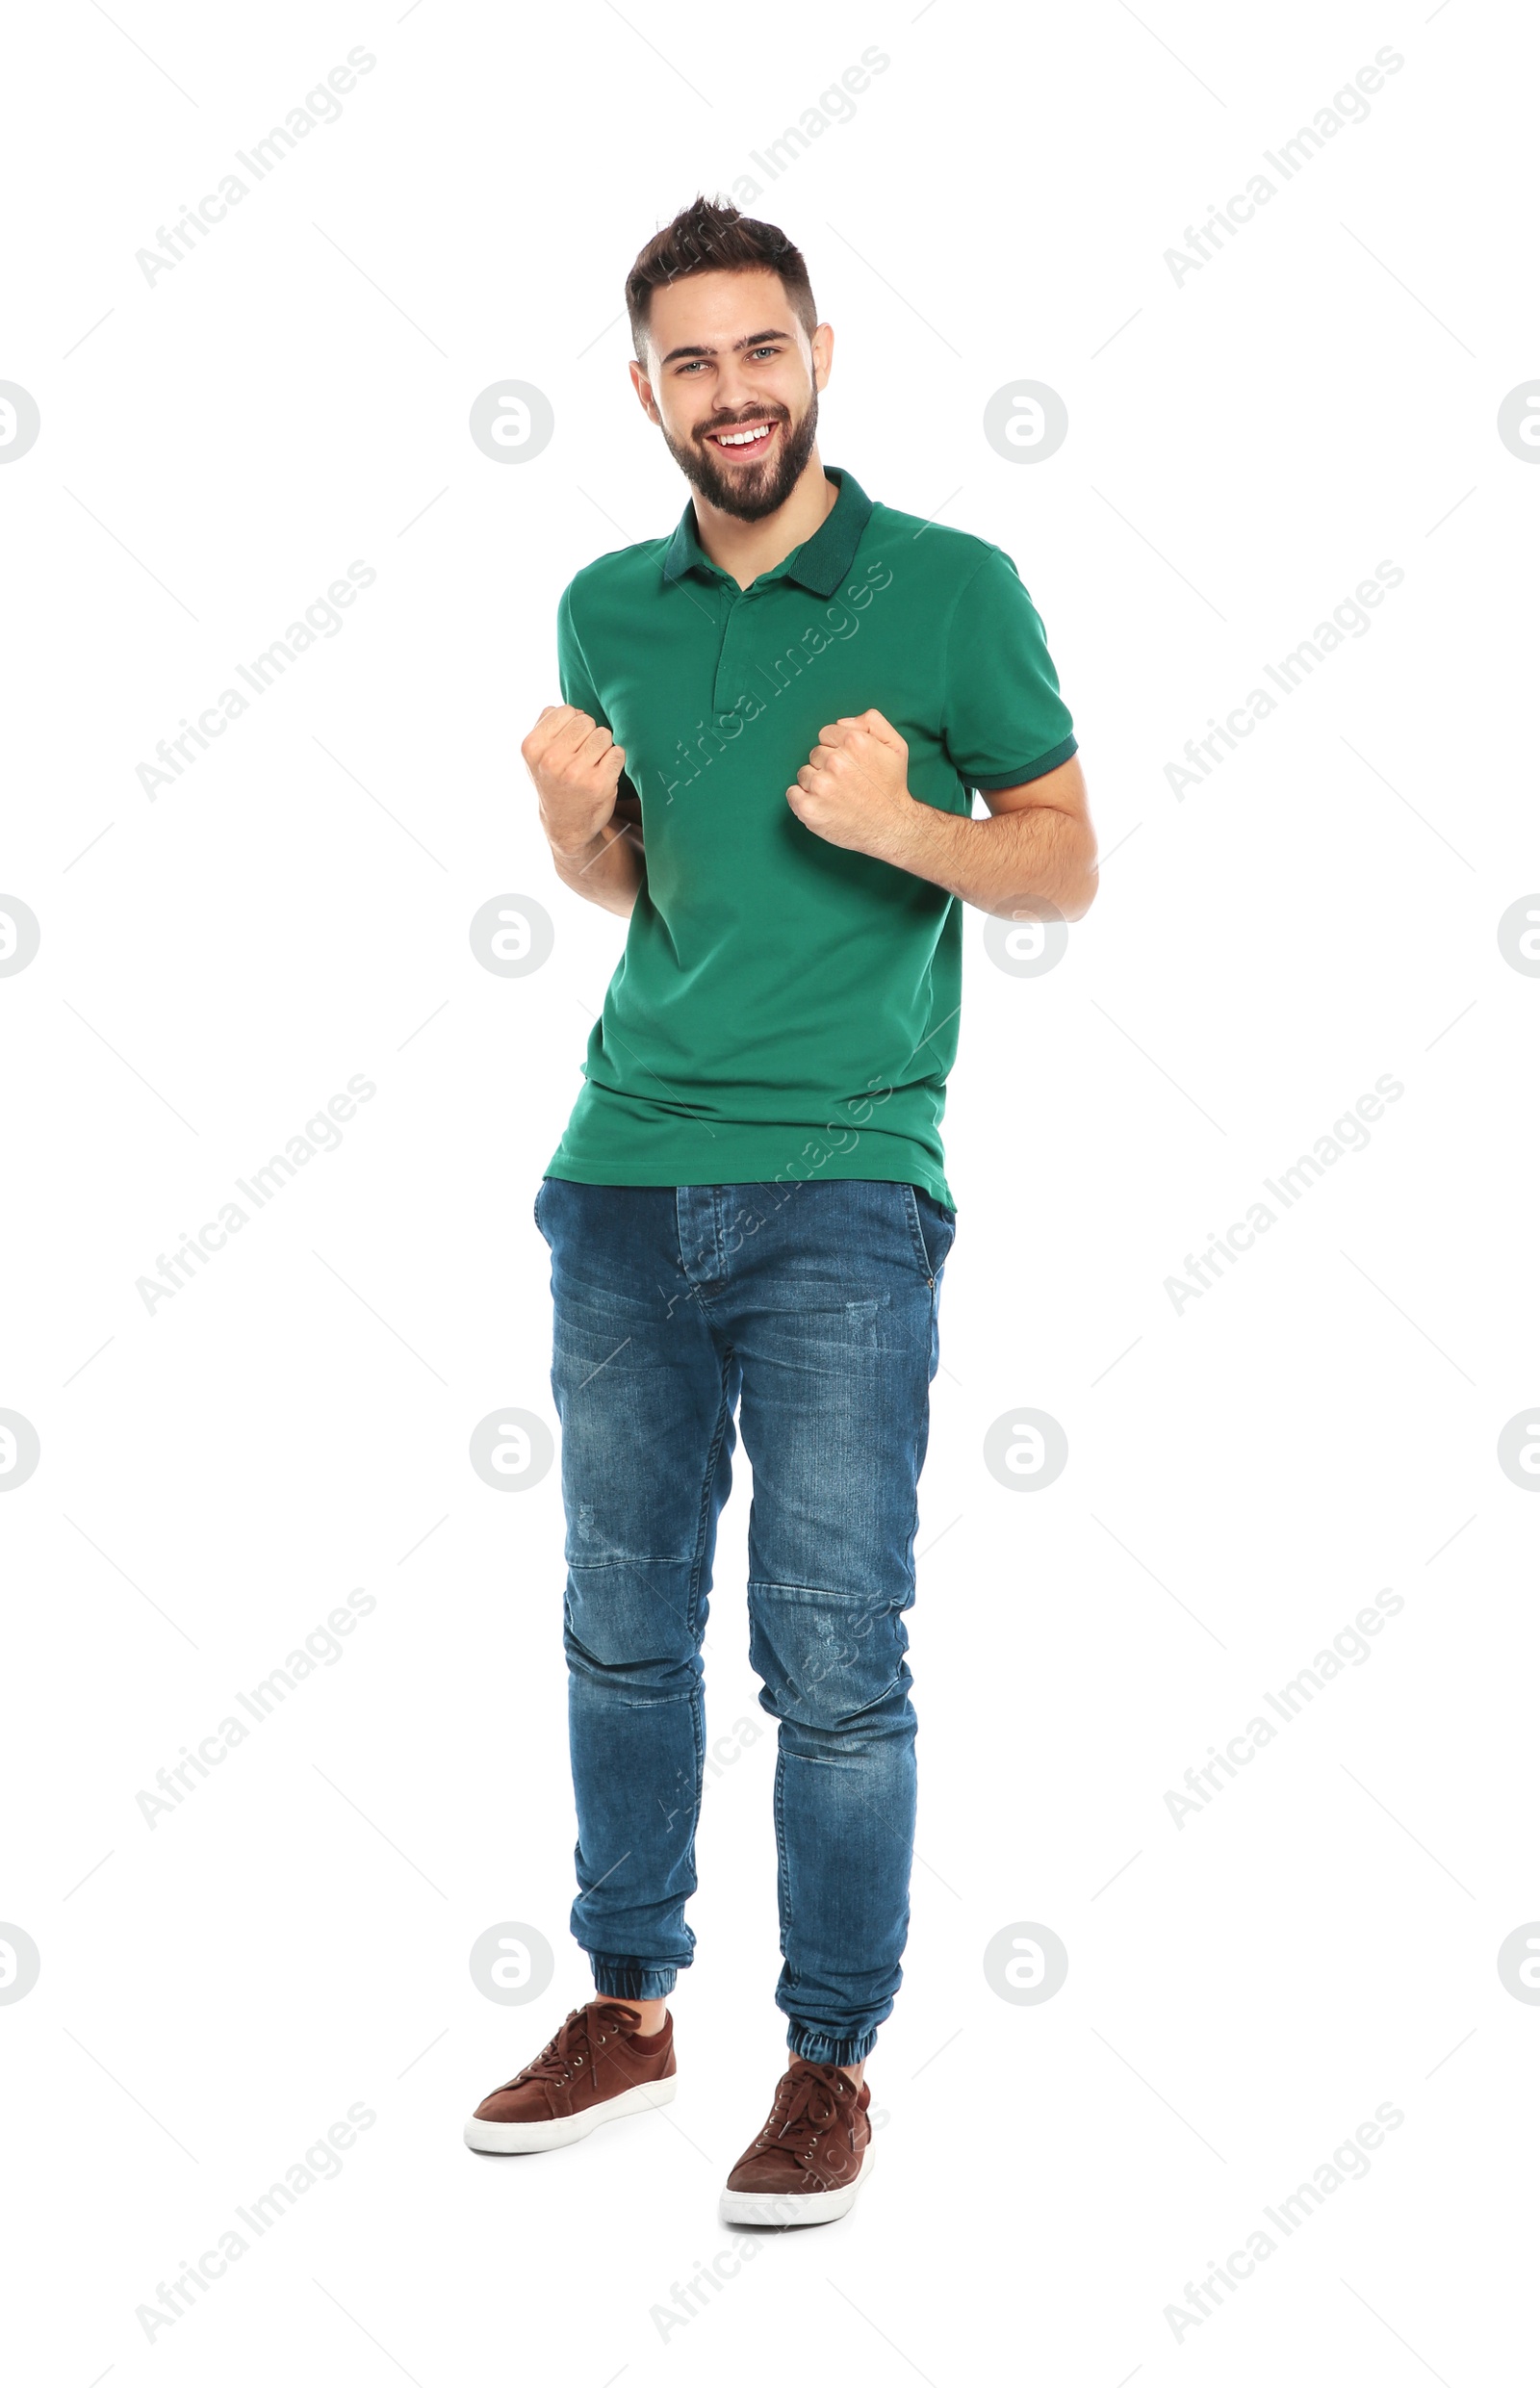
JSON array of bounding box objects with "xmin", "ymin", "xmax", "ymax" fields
[{"xmin": 658, "ymin": 327, "xmax": 793, "ymax": 365}]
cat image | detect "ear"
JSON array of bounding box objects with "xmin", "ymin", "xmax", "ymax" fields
[{"xmin": 629, "ymin": 356, "xmax": 661, "ymax": 425}]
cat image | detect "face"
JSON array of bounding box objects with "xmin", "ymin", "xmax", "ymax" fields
[{"xmin": 631, "ymin": 267, "xmax": 834, "ymax": 521}]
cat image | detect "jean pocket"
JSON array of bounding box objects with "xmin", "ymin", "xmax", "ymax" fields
[
  {"xmin": 903, "ymin": 1185, "xmax": 956, "ymax": 1280},
  {"xmin": 533, "ymin": 1177, "xmax": 551, "ymax": 1239}
]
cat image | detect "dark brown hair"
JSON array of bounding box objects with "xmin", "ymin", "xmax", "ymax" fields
[{"xmin": 626, "ymin": 196, "xmax": 817, "ymax": 360}]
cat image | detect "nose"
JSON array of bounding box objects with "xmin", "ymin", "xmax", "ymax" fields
[{"xmin": 712, "ymin": 372, "xmax": 774, "ymax": 421}]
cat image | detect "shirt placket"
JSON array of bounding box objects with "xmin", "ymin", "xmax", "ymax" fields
[{"xmin": 712, "ymin": 580, "xmax": 765, "ymax": 718}]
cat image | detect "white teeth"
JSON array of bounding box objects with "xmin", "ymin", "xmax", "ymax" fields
[{"xmin": 714, "ymin": 424, "xmax": 773, "ymax": 447}]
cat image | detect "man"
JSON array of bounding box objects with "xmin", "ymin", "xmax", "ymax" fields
[{"xmin": 466, "ymin": 198, "xmax": 1096, "ymax": 2224}]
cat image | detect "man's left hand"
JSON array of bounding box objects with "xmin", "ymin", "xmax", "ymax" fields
[{"xmin": 786, "ymin": 710, "xmax": 913, "ymax": 856}]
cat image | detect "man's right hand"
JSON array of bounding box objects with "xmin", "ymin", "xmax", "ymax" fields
[
  {"xmin": 522, "ymin": 705, "xmax": 643, "ymax": 918},
  {"xmin": 521, "ymin": 705, "xmax": 629, "ymax": 857}
]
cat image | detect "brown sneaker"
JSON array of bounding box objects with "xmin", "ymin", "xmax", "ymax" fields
[
  {"xmin": 719, "ymin": 2058, "xmax": 875, "ymax": 2226},
  {"xmin": 464, "ymin": 1999, "xmax": 677, "ymax": 2154}
]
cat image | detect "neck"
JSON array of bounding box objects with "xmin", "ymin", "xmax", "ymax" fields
[{"xmin": 690, "ymin": 449, "xmax": 837, "ymax": 589}]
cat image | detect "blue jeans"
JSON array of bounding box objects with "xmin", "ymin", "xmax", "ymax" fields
[{"xmin": 535, "ymin": 1175, "xmax": 956, "ymax": 2068}]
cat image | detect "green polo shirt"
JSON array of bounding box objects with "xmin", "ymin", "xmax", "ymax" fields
[{"xmin": 546, "ymin": 466, "xmax": 1075, "ymax": 1210}]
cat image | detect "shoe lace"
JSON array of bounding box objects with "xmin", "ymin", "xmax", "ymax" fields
[
  {"xmin": 757, "ymin": 2065, "xmax": 855, "ymax": 2160},
  {"xmin": 502, "ymin": 2000, "xmax": 642, "ymax": 2091}
]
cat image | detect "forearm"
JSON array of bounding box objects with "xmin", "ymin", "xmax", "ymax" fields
[
  {"xmin": 872, "ymin": 794, "xmax": 1097, "ymax": 921},
  {"xmin": 548, "ymin": 817, "xmax": 645, "ymax": 918}
]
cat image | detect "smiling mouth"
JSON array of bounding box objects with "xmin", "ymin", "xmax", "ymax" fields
[{"xmin": 704, "ymin": 419, "xmax": 780, "ymax": 457}]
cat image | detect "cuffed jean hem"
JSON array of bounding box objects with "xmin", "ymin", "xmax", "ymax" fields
[
  {"xmin": 591, "ymin": 1960, "xmax": 680, "ymax": 2000},
  {"xmin": 786, "ymin": 2022, "xmax": 881, "ymax": 2067}
]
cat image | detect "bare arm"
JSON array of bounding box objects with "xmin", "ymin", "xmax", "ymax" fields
[
  {"xmin": 786, "ymin": 710, "xmax": 1098, "ymax": 922},
  {"xmin": 522, "ymin": 704, "xmax": 645, "ymax": 919},
  {"xmin": 901, "ymin": 753, "xmax": 1097, "ymax": 920}
]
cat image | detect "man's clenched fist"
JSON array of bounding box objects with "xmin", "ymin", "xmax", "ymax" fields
[
  {"xmin": 785, "ymin": 709, "xmax": 914, "ymax": 856},
  {"xmin": 522, "ymin": 705, "xmax": 629, "ymax": 858}
]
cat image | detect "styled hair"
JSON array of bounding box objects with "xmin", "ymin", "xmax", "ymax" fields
[{"xmin": 626, "ymin": 196, "xmax": 817, "ymax": 359}]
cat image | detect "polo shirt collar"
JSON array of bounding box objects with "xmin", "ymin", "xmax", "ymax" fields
[{"xmin": 660, "ymin": 466, "xmax": 872, "ymax": 598}]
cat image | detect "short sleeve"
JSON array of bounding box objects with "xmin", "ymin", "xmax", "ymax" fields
[
  {"xmin": 941, "ymin": 550, "xmax": 1077, "ymax": 792},
  {"xmin": 556, "ymin": 582, "xmax": 608, "ymax": 721},
  {"xmin": 556, "ymin": 581, "xmax": 638, "ymax": 804}
]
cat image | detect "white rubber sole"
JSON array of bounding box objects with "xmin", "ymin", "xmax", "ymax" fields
[
  {"xmin": 718, "ymin": 2136, "xmax": 875, "ymax": 2227},
  {"xmin": 464, "ymin": 2072, "xmax": 677, "ymax": 2154}
]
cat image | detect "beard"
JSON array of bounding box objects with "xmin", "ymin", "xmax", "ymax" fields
[{"xmin": 663, "ymin": 390, "xmax": 821, "ymax": 522}]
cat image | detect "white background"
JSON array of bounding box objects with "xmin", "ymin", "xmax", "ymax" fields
[{"xmin": 3, "ymin": 1, "xmax": 1536, "ymax": 2380}]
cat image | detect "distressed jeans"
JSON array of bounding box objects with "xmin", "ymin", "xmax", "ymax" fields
[{"xmin": 535, "ymin": 1174, "xmax": 955, "ymax": 2068}]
